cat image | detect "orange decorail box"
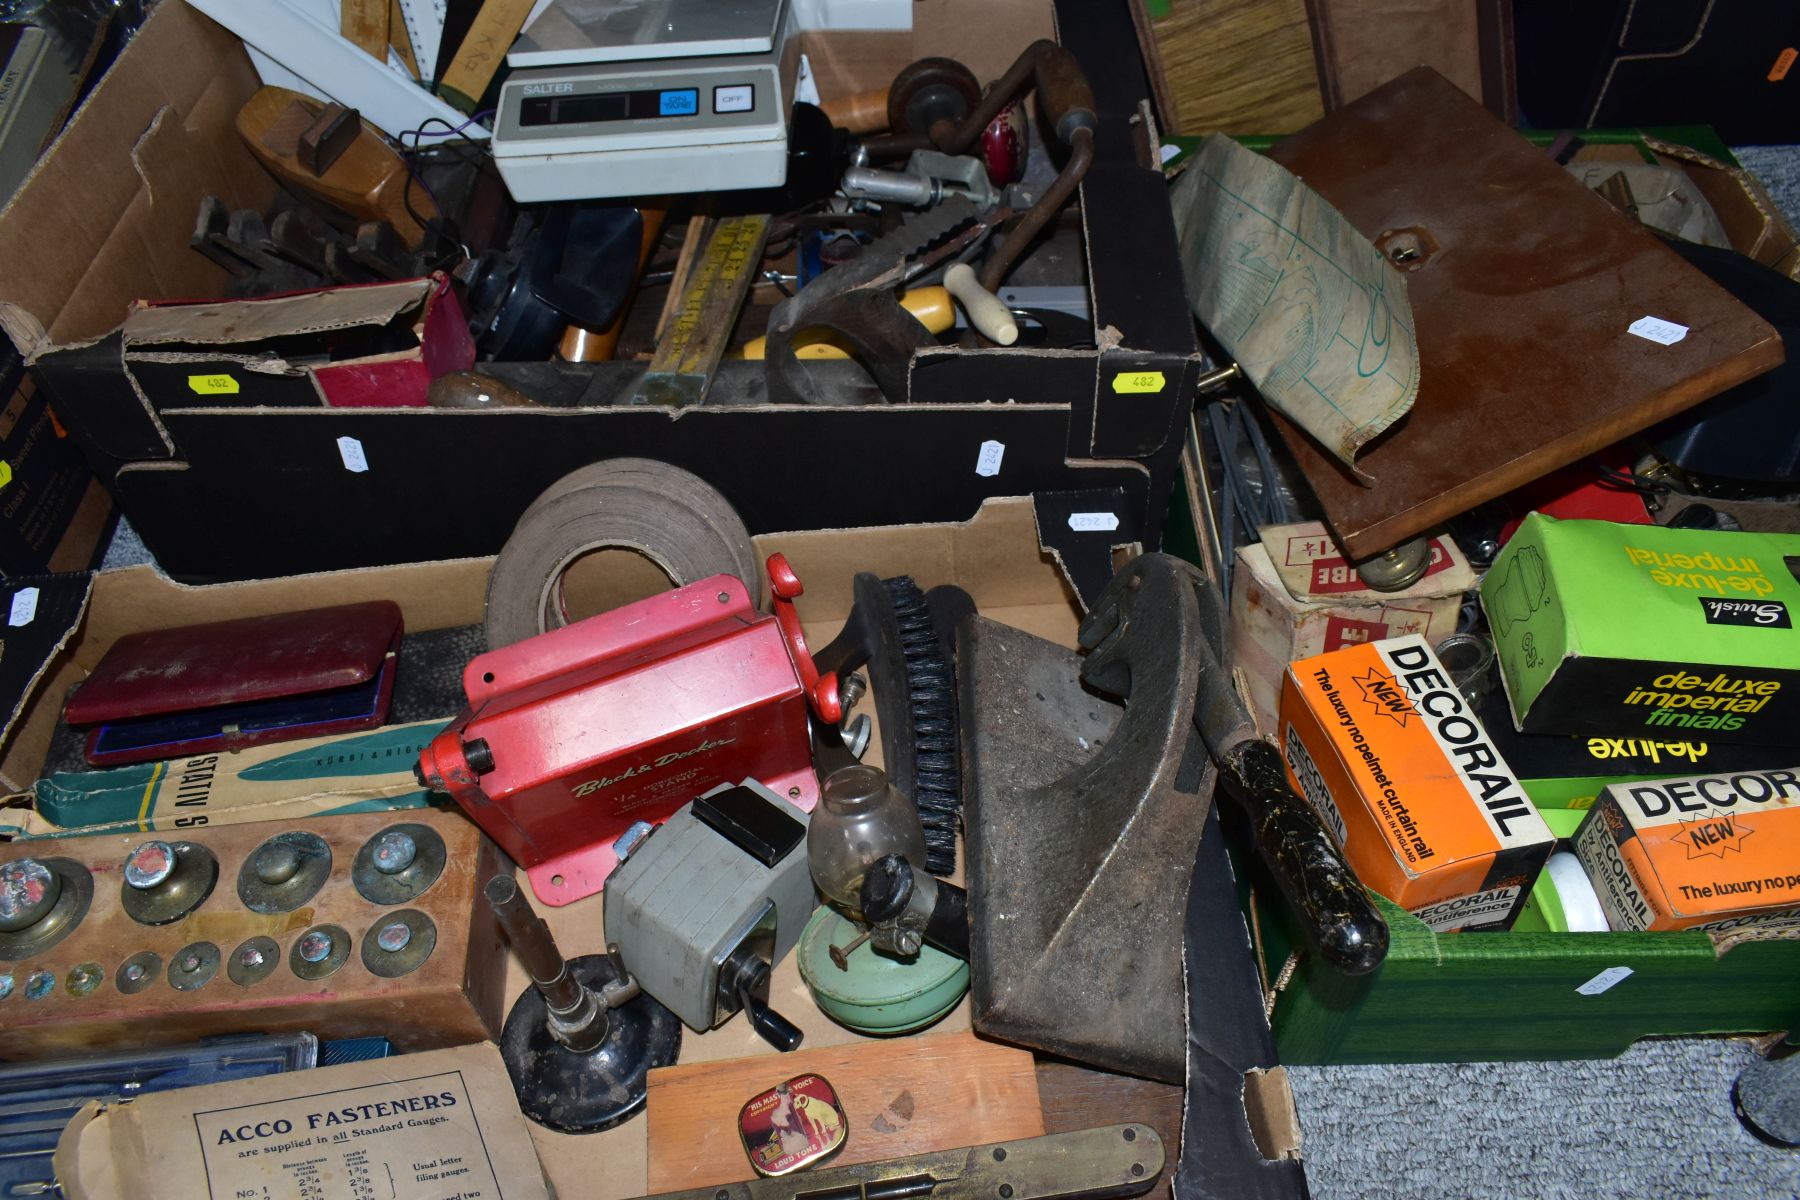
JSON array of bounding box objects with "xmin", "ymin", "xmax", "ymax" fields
[
  {"xmin": 1279, "ymin": 635, "xmax": 1555, "ymax": 932},
  {"xmin": 1574, "ymin": 768, "xmax": 1800, "ymax": 931}
]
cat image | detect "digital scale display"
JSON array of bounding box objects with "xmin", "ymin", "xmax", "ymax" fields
[{"xmin": 521, "ymin": 87, "xmax": 700, "ymax": 126}]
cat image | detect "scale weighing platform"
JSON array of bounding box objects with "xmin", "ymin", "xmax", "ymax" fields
[{"xmin": 492, "ymin": 0, "xmax": 796, "ymax": 201}]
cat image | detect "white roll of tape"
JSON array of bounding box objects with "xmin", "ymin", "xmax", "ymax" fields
[{"xmin": 1546, "ymin": 851, "xmax": 1610, "ymax": 933}]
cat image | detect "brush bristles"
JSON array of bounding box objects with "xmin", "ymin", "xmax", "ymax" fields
[{"xmin": 883, "ymin": 576, "xmax": 963, "ymax": 875}]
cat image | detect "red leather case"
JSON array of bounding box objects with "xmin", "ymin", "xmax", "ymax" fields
[{"xmin": 65, "ymin": 601, "xmax": 403, "ymax": 766}]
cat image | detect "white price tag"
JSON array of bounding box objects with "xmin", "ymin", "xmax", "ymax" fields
[
  {"xmin": 975, "ymin": 440, "xmax": 1005, "ymax": 477},
  {"xmin": 1576, "ymin": 965, "xmax": 1633, "ymax": 996},
  {"xmin": 1067, "ymin": 512, "xmax": 1121, "ymax": 533},
  {"xmin": 1628, "ymin": 316, "xmax": 1688, "ymax": 345},
  {"xmin": 337, "ymin": 436, "xmax": 370, "ymax": 474},
  {"xmin": 1158, "ymin": 143, "xmax": 1180, "ymax": 164},
  {"xmin": 8, "ymin": 586, "xmax": 38, "ymax": 627}
]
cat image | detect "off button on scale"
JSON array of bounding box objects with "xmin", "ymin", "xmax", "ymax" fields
[{"xmin": 713, "ymin": 85, "xmax": 755, "ymax": 114}]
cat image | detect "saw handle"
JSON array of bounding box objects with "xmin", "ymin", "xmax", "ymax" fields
[{"xmin": 1216, "ymin": 739, "xmax": 1389, "ymax": 976}]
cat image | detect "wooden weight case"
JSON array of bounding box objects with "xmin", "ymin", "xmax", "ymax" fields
[{"xmin": 0, "ymin": 809, "xmax": 507, "ymax": 1057}]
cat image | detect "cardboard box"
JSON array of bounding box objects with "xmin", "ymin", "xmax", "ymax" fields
[
  {"xmin": 1574, "ymin": 768, "xmax": 1800, "ymax": 932},
  {"xmin": 0, "ymin": 339, "xmax": 109, "ymax": 578},
  {"xmin": 1483, "ymin": 515, "xmax": 1800, "ymax": 745},
  {"xmin": 1279, "ymin": 635, "xmax": 1554, "ymax": 932},
  {"xmin": 35, "ymin": 276, "xmax": 475, "ymax": 419},
  {"xmin": 0, "ymin": 497, "xmax": 1299, "ymax": 1196},
  {"xmin": 11, "ymin": 719, "xmax": 443, "ymax": 838},
  {"xmin": 0, "ymin": 0, "xmax": 1199, "ymax": 604},
  {"xmin": 1229, "ymin": 523, "xmax": 1470, "ymax": 734},
  {"xmin": 1640, "ymin": 136, "xmax": 1800, "ymax": 282},
  {"xmin": 1178, "ymin": 463, "xmax": 1800, "ymax": 1067},
  {"xmin": 1471, "ymin": 684, "xmax": 1793, "ymax": 811},
  {"xmin": 53, "ymin": 1042, "xmax": 549, "ymax": 1200}
]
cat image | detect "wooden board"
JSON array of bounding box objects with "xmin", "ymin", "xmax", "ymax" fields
[
  {"xmin": 645, "ymin": 1032, "xmax": 1045, "ymax": 1190},
  {"xmin": 1260, "ymin": 68, "xmax": 1784, "ymax": 560},
  {"xmin": 1128, "ymin": 0, "xmax": 1324, "ymax": 135}
]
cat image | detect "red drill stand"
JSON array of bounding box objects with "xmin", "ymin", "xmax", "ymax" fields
[{"xmin": 417, "ymin": 557, "xmax": 839, "ymax": 905}]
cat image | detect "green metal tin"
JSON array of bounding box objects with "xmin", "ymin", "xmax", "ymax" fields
[{"xmin": 797, "ymin": 908, "xmax": 968, "ymax": 1036}]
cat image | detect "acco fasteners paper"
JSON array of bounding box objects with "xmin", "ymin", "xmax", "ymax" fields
[{"xmin": 53, "ymin": 1043, "xmax": 548, "ymax": 1200}]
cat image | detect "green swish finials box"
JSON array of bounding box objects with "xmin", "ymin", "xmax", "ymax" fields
[{"xmin": 1481, "ymin": 516, "xmax": 1800, "ymax": 746}]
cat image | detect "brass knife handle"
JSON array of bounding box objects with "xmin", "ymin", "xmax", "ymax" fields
[{"xmin": 641, "ymin": 1124, "xmax": 1165, "ymax": 1200}]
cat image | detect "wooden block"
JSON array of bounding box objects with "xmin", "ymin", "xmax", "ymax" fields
[
  {"xmin": 0, "ymin": 808, "xmax": 507, "ymax": 1057},
  {"xmin": 237, "ymin": 86, "xmax": 436, "ymax": 250},
  {"xmin": 341, "ymin": 0, "xmax": 390, "ymax": 61},
  {"xmin": 1128, "ymin": 0, "xmax": 1323, "ymax": 135},
  {"xmin": 645, "ymin": 1032, "xmax": 1045, "ymax": 1190}
]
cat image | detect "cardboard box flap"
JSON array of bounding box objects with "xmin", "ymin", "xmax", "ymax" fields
[
  {"xmin": 0, "ymin": 1, "xmax": 271, "ymax": 354},
  {"xmin": 1258, "ymin": 522, "xmax": 1473, "ymax": 603},
  {"xmin": 0, "ymin": 573, "xmax": 92, "ymax": 773},
  {"xmin": 123, "ymin": 278, "xmax": 432, "ymax": 349},
  {"xmin": 49, "ymin": 1100, "xmax": 119, "ymax": 1200}
]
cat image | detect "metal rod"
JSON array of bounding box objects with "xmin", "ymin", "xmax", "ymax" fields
[
  {"xmin": 978, "ymin": 127, "xmax": 1094, "ymax": 294},
  {"xmin": 485, "ymin": 874, "xmax": 585, "ymax": 1013}
]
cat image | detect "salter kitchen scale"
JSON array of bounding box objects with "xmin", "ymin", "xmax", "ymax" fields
[{"xmin": 492, "ymin": 0, "xmax": 796, "ymax": 201}]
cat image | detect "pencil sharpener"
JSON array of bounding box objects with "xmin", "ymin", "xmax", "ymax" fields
[{"xmin": 605, "ymin": 780, "xmax": 815, "ymax": 1051}]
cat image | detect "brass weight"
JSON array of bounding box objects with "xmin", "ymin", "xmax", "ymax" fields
[
  {"xmin": 228, "ymin": 936, "xmax": 282, "ymax": 987},
  {"xmin": 0, "ymin": 858, "xmax": 93, "ymax": 962},
  {"xmin": 167, "ymin": 941, "xmax": 221, "ymax": 991},
  {"xmin": 351, "ymin": 823, "xmax": 447, "ymax": 905},
  {"xmin": 237, "ymin": 832, "xmax": 332, "ymax": 914},
  {"xmin": 360, "ymin": 908, "xmax": 437, "ymax": 978},
  {"xmin": 121, "ymin": 840, "xmax": 220, "ymax": 926},
  {"xmin": 116, "ymin": 950, "xmax": 162, "ymax": 994},
  {"xmin": 290, "ymin": 923, "xmax": 351, "ymax": 981}
]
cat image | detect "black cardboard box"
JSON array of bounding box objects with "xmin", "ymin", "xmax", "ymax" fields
[
  {"xmin": 3, "ymin": 0, "xmax": 1199, "ymax": 606},
  {"xmin": 0, "ymin": 338, "xmax": 108, "ymax": 579}
]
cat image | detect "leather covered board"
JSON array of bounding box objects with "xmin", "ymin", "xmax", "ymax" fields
[
  {"xmin": 645, "ymin": 1032, "xmax": 1044, "ymax": 1190},
  {"xmin": 1260, "ymin": 68, "xmax": 1784, "ymax": 559},
  {"xmin": 66, "ymin": 601, "xmax": 402, "ymax": 722}
]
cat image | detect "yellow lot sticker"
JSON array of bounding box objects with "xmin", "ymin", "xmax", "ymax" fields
[
  {"xmin": 1111, "ymin": 371, "xmax": 1165, "ymax": 394},
  {"xmin": 187, "ymin": 374, "xmax": 240, "ymax": 395}
]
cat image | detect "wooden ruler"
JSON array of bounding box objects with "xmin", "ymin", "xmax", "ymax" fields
[
  {"xmin": 389, "ymin": 0, "xmax": 420, "ymax": 78},
  {"xmin": 636, "ymin": 212, "xmax": 770, "ymax": 407},
  {"xmin": 396, "ymin": 0, "xmax": 447, "ymax": 82},
  {"xmin": 341, "ymin": 0, "xmax": 390, "ymax": 60},
  {"xmin": 438, "ymin": 0, "xmax": 538, "ymax": 112}
]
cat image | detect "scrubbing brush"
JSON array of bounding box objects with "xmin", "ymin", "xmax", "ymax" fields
[{"xmin": 812, "ymin": 574, "xmax": 972, "ymax": 875}]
